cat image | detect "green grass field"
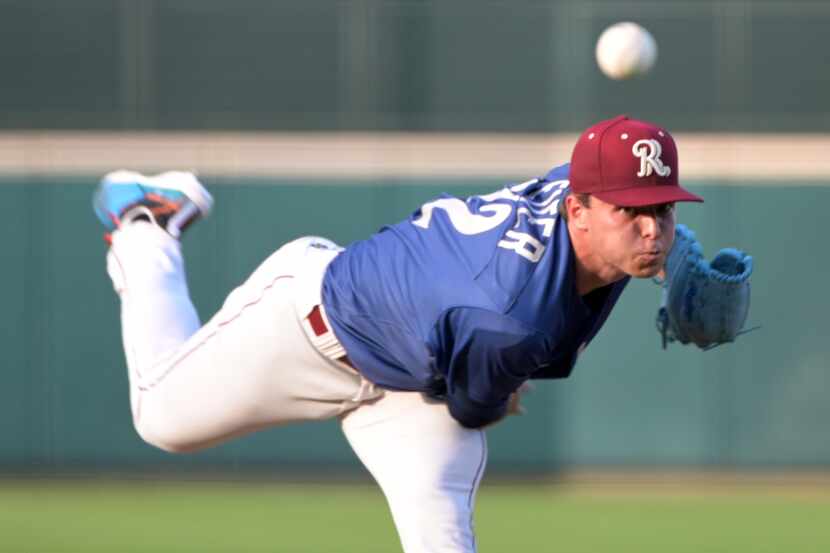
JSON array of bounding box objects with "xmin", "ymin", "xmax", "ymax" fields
[{"xmin": 2, "ymin": 479, "xmax": 829, "ymax": 553}]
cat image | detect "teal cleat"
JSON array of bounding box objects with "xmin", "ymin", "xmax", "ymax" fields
[{"xmin": 93, "ymin": 170, "xmax": 213, "ymax": 240}]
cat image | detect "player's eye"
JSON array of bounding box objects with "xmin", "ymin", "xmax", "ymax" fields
[{"xmin": 655, "ymin": 203, "xmax": 675, "ymax": 217}]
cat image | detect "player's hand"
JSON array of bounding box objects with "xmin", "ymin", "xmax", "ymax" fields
[{"xmin": 507, "ymin": 382, "xmax": 534, "ymax": 416}]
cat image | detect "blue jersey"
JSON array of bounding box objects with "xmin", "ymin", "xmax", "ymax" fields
[{"xmin": 321, "ymin": 164, "xmax": 629, "ymax": 428}]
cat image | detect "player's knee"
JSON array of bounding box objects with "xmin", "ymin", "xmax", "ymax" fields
[
  {"xmin": 132, "ymin": 409, "xmax": 206, "ymax": 454},
  {"xmin": 134, "ymin": 422, "xmax": 188, "ymax": 453}
]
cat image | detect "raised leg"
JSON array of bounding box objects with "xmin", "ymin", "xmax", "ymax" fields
[{"xmin": 108, "ymin": 226, "xmax": 372, "ymax": 452}]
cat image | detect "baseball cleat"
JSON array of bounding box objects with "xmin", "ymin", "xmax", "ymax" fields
[{"xmin": 93, "ymin": 170, "xmax": 214, "ymax": 240}]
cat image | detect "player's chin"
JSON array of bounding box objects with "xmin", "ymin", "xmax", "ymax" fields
[{"xmin": 627, "ymin": 255, "xmax": 665, "ymax": 278}]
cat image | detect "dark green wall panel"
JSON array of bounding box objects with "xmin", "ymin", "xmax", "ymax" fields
[
  {"xmin": 0, "ymin": 184, "xmax": 28, "ymax": 463},
  {"xmin": 2, "ymin": 0, "xmax": 830, "ymax": 132},
  {"xmin": 0, "ymin": 0, "xmax": 121, "ymax": 128}
]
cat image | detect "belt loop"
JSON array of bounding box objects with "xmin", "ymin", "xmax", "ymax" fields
[
  {"xmin": 307, "ymin": 305, "xmax": 328, "ymax": 337},
  {"xmin": 303, "ymin": 304, "xmax": 348, "ymax": 363}
]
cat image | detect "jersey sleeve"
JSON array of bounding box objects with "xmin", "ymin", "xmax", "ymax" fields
[{"xmin": 429, "ymin": 307, "xmax": 550, "ymax": 428}]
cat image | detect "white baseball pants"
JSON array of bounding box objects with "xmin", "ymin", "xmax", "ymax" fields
[{"xmin": 106, "ymin": 222, "xmax": 487, "ymax": 553}]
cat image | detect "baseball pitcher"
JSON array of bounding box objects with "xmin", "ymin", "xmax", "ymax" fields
[{"xmin": 93, "ymin": 115, "xmax": 751, "ymax": 553}]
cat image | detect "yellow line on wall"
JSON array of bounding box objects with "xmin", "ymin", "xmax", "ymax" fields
[{"xmin": 0, "ymin": 132, "xmax": 828, "ymax": 182}]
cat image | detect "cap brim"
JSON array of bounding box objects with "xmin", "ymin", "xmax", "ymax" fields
[{"xmin": 592, "ymin": 185, "xmax": 703, "ymax": 207}]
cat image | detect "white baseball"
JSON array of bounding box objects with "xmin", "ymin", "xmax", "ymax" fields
[{"xmin": 595, "ymin": 22, "xmax": 658, "ymax": 80}]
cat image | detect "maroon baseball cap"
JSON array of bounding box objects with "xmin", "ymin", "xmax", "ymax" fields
[{"xmin": 569, "ymin": 115, "xmax": 703, "ymax": 206}]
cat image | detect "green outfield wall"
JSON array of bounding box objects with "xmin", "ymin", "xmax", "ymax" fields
[
  {"xmin": 2, "ymin": 0, "xmax": 830, "ymax": 133},
  {"xmin": 1, "ymin": 177, "xmax": 828, "ymax": 473}
]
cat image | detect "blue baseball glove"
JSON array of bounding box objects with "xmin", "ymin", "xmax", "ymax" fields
[{"xmin": 656, "ymin": 224, "xmax": 754, "ymax": 350}]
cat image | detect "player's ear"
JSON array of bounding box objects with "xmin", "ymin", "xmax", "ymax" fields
[{"xmin": 566, "ymin": 194, "xmax": 589, "ymax": 230}]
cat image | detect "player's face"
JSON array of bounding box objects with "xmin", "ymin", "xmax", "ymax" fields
[{"xmin": 584, "ymin": 196, "xmax": 676, "ymax": 279}]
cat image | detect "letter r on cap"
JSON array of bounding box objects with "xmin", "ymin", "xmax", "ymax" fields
[{"xmin": 633, "ymin": 139, "xmax": 671, "ymax": 178}]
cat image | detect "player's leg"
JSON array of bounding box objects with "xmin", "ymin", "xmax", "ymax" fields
[
  {"xmin": 341, "ymin": 391, "xmax": 487, "ymax": 553},
  {"xmin": 95, "ymin": 171, "xmax": 377, "ymax": 452}
]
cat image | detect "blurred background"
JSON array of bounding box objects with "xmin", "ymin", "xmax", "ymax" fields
[{"xmin": 2, "ymin": 0, "xmax": 830, "ymax": 551}]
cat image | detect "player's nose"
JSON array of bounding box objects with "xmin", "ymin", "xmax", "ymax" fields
[{"xmin": 637, "ymin": 212, "xmax": 662, "ymax": 239}]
